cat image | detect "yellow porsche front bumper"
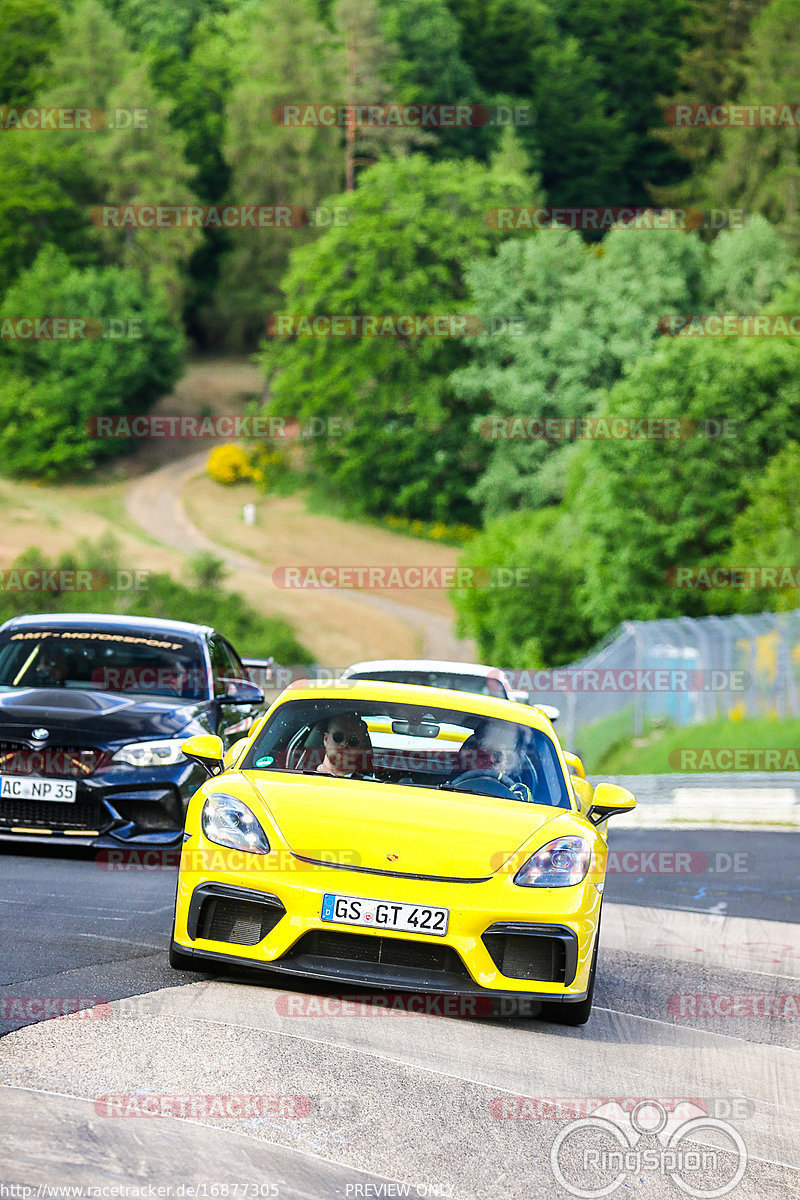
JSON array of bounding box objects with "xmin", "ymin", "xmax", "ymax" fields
[{"xmin": 172, "ymin": 837, "xmax": 603, "ymax": 1000}]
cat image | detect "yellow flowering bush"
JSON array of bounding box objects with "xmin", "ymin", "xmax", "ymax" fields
[{"xmin": 206, "ymin": 444, "xmax": 255, "ymax": 486}]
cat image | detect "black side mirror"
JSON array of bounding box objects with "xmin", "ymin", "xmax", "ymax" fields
[{"xmin": 216, "ymin": 678, "xmax": 265, "ymax": 706}]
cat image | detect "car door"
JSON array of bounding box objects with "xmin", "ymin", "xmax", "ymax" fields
[{"xmin": 208, "ymin": 635, "xmax": 260, "ymax": 747}]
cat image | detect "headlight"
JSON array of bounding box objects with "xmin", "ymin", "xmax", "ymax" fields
[
  {"xmin": 514, "ymin": 836, "xmax": 591, "ymax": 888},
  {"xmin": 201, "ymin": 793, "xmax": 270, "ymax": 854},
  {"xmin": 112, "ymin": 738, "xmax": 187, "ymax": 767}
]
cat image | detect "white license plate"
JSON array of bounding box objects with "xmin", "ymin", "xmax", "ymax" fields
[
  {"xmin": 321, "ymin": 893, "xmax": 449, "ymax": 936},
  {"xmin": 0, "ymin": 775, "xmax": 77, "ymax": 802}
]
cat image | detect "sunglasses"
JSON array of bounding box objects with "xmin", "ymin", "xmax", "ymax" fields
[{"xmin": 328, "ymin": 729, "xmax": 364, "ymax": 747}]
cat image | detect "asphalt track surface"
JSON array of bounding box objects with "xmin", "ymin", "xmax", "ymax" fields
[{"xmin": 1, "ymin": 830, "xmax": 798, "ymax": 1198}]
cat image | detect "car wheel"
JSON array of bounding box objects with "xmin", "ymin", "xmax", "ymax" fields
[{"xmin": 538, "ymin": 908, "xmax": 601, "ymax": 1027}]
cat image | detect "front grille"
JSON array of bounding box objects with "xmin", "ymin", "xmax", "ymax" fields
[
  {"xmin": 482, "ymin": 931, "xmax": 566, "ymax": 982},
  {"xmin": 0, "ymin": 742, "xmax": 110, "ymax": 778},
  {"xmin": 198, "ymin": 897, "xmax": 284, "ymax": 946},
  {"xmin": 0, "ymin": 796, "xmax": 107, "ymax": 831},
  {"xmin": 288, "ymin": 930, "xmax": 468, "ymax": 975}
]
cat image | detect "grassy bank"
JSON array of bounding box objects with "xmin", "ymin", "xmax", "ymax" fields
[{"xmin": 594, "ymin": 714, "xmax": 800, "ymax": 774}]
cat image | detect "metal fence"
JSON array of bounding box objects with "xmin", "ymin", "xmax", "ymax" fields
[{"xmin": 524, "ymin": 609, "xmax": 800, "ymax": 760}]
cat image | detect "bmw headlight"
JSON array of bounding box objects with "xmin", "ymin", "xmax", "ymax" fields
[
  {"xmin": 514, "ymin": 836, "xmax": 591, "ymax": 888},
  {"xmin": 112, "ymin": 738, "xmax": 187, "ymax": 767},
  {"xmin": 201, "ymin": 793, "xmax": 270, "ymax": 854}
]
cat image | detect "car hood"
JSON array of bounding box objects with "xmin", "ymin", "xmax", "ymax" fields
[
  {"xmin": 242, "ymin": 772, "xmax": 566, "ymax": 879},
  {"xmin": 0, "ymin": 687, "xmax": 205, "ymax": 743}
]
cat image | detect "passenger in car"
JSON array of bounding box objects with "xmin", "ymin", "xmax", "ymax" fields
[{"xmin": 317, "ymin": 714, "xmax": 374, "ymax": 777}]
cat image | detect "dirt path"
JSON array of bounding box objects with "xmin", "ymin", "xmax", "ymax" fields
[{"xmin": 124, "ymin": 451, "xmax": 477, "ymax": 666}]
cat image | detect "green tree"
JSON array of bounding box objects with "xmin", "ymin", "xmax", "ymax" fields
[
  {"xmin": 334, "ymin": 0, "xmax": 427, "ymax": 189},
  {"xmin": 0, "ymin": 0, "xmax": 201, "ymax": 312},
  {"xmin": 706, "ymin": 214, "xmax": 791, "ymax": 310},
  {"xmin": 452, "ymin": 508, "xmax": 592, "ymax": 666},
  {"xmin": 206, "ymin": 0, "xmax": 343, "ymax": 348},
  {"xmin": 37, "ymin": 0, "xmax": 201, "ymax": 313},
  {"xmin": 259, "ymin": 153, "xmax": 532, "ymax": 522},
  {"xmin": 700, "ymin": 0, "xmax": 800, "ymax": 249},
  {"xmin": 0, "ymin": 246, "xmax": 183, "ymax": 477},
  {"xmin": 376, "ymin": 0, "xmax": 489, "ymax": 162},
  {"xmin": 452, "ymin": 222, "xmax": 707, "ymax": 518},
  {"xmin": 446, "ymin": 1, "xmax": 631, "ymax": 205},
  {"xmin": 654, "ymin": 0, "xmax": 768, "ymax": 208},
  {"xmin": 573, "ymin": 333, "xmax": 800, "ymax": 637},
  {"xmin": 722, "ymin": 442, "xmax": 800, "ymax": 614},
  {"xmin": 549, "ymin": 0, "xmax": 693, "ymax": 202},
  {"xmin": 0, "ymin": 0, "xmax": 61, "ymax": 105}
]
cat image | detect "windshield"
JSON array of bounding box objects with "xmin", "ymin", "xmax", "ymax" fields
[
  {"xmin": 0, "ymin": 628, "xmax": 208, "ymax": 700},
  {"xmin": 243, "ymin": 697, "xmax": 570, "ymax": 808},
  {"xmin": 349, "ymin": 669, "xmax": 506, "ymax": 698}
]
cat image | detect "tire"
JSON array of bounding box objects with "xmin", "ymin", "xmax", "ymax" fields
[{"xmin": 538, "ymin": 908, "xmax": 601, "ymax": 1027}]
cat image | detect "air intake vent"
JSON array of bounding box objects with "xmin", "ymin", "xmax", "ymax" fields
[
  {"xmin": 198, "ymin": 898, "xmax": 284, "ymax": 946},
  {"xmin": 288, "ymin": 931, "xmax": 468, "ymax": 975},
  {"xmin": 482, "ymin": 923, "xmax": 578, "ymax": 983}
]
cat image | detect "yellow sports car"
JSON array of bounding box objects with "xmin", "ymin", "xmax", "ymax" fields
[{"xmin": 170, "ymin": 681, "xmax": 635, "ymax": 1024}]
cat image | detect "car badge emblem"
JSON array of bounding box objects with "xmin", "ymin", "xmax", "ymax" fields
[
  {"xmin": 31, "ymin": 728, "xmax": 49, "ymax": 741},
  {"xmin": 386, "ymin": 853, "xmax": 399, "ymax": 861}
]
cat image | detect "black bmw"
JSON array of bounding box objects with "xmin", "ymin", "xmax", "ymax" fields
[{"xmin": 0, "ymin": 614, "xmax": 263, "ymax": 847}]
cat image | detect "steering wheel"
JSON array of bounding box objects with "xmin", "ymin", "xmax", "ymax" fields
[{"xmin": 447, "ymin": 768, "xmax": 518, "ymax": 792}]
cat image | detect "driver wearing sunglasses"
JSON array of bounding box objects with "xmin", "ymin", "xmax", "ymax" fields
[{"xmin": 317, "ymin": 714, "xmax": 373, "ymax": 777}]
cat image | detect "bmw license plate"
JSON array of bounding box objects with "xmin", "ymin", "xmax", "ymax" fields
[
  {"xmin": 321, "ymin": 893, "xmax": 449, "ymax": 936},
  {"xmin": 0, "ymin": 775, "xmax": 77, "ymax": 802}
]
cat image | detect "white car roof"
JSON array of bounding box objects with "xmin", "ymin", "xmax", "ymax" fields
[{"xmin": 341, "ymin": 659, "xmax": 510, "ymax": 679}]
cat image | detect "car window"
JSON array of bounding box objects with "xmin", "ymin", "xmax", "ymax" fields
[
  {"xmin": 242, "ymin": 697, "xmax": 571, "ymax": 809},
  {"xmin": 209, "ymin": 636, "xmax": 240, "ymax": 696},
  {"xmin": 350, "ymin": 669, "xmax": 502, "ymax": 697},
  {"xmin": 0, "ymin": 628, "xmax": 207, "ymax": 699}
]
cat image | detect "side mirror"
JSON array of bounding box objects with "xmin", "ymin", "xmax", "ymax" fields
[
  {"xmin": 216, "ymin": 678, "xmax": 265, "ymax": 706},
  {"xmin": 588, "ymin": 782, "xmax": 637, "ymax": 825},
  {"xmin": 563, "ymin": 751, "xmax": 586, "ymax": 779},
  {"xmin": 222, "ymin": 737, "xmax": 249, "ymax": 770},
  {"xmin": 182, "ymin": 734, "xmax": 225, "ymax": 777}
]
